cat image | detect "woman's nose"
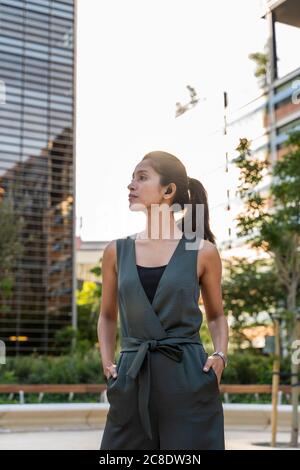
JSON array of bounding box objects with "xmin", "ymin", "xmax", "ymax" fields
[{"xmin": 128, "ymin": 181, "xmax": 135, "ymax": 190}]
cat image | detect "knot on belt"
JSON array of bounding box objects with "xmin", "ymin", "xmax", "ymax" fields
[
  {"xmin": 120, "ymin": 333, "xmax": 202, "ymax": 442},
  {"xmin": 148, "ymin": 339, "xmax": 158, "ymax": 351}
]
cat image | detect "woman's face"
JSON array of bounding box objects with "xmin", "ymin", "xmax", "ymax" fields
[{"xmin": 127, "ymin": 160, "xmax": 171, "ymax": 211}]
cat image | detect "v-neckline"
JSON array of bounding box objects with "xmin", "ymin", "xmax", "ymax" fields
[{"xmin": 131, "ymin": 232, "xmax": 185, "ymax": 312}]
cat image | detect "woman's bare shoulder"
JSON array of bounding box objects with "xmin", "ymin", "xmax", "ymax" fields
[
  {"xmin": 102, "ymin": 234, "xmax": 133, "ymax": 269},
  {"xmin": 102, "ymin": 240, "xmax": 117, "ymax": 272},
  {"xmin": 196, "ymin": 240, "xmax": 221, "ymax": 280},
  {"xmin": 197, "ymin": 239, "xmax": 221, "ymax": 264},
  {"xmin": 103, "ymin": 239, "xmax": 117, "ymax": 254},
  {"xmin": 200, "ymin": 239, "xmax": 218, "ymax": 253}
]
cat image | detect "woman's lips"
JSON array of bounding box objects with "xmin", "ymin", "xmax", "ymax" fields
[{"xmin": 128, "ymin": 195, "xmax": 138, "ymax": 200}]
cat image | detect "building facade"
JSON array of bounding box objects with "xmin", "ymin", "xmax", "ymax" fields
[
  {"xmin": 220, "ymin": 0, "xmax": 300, "ymax": 255},
  {"xmin": 0, "ymin": 0, "xmax": 76, "ymax": 355}
]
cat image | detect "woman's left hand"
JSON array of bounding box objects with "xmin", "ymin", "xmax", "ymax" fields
[{"xmin": 203, "ymin": 355, "xmax": 225, "ymax": 388}]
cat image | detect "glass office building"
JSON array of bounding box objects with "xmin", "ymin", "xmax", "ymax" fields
[{"xmin": 0, "ymin": 0, "xmax": 76, "ymax": 355}]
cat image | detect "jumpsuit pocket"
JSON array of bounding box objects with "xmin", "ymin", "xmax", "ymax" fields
[
  {"xmin": 182, "ymin": 345, "xmax": 219, "ymax": 399},
  {"xmin": 199, "ymin": 346, "xmax": 220, "ymax": 395},
  {"xmin": 106, "ymin": 353, "xmax": 123, "ymax": 387},
  {"xmin": 106, "ymin": 353, "xmax": 137, "ymax": 426},
  {"xmin": 208, "ymin": 365, "xmax": 220, "ymax": 391}
]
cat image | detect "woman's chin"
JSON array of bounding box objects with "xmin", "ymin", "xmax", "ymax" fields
[{"xmin": 129, "ymin": 200, "xmax": 144, "ymax": 211}]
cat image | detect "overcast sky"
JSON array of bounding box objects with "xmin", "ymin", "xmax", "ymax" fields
[{"xmin": 76, "ymin": 0, "xmax": 268, "ymax": 243}]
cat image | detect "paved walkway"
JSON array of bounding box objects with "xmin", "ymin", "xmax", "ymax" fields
[{"xmin": 0, "ymin": 427, "xmax": 298, "ymax": 450}]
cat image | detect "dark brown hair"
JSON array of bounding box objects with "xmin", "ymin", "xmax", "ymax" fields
[{"xmin": 142, "ymin": 151, "xmax": 216, "ymax": 244}]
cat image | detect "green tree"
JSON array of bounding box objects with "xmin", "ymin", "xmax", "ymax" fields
[
  {"xmin": 77, "ymin": 280, "xmax": 101, "ymax": 345},
  {"xmin": 248, "ymin": 41, "xmax": 268, "ymax": 88},
  {"xmin": 222, "ymin": 256, "xmax": 286, "ymax": 348},
  {"xmin": 233, "ymin": 131, "xmax": 300, "ymax": 446},
  {"xmin": 54, "ymin": 279, "xmax": 102, "ymax": 355}
]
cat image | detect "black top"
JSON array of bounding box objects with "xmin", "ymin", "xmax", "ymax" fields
[{"xmin": 136, "ymin": 264, "xmax": 167, "ymax": 305}]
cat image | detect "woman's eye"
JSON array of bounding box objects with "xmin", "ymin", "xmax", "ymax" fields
[{"xmin": 130, "ymin": 175, "xmax": 146, "ymax": 183}]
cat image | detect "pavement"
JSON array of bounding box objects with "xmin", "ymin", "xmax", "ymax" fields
[{"xmin": 0, "ymin": 426, "xmax": 298, "ymax": 450}]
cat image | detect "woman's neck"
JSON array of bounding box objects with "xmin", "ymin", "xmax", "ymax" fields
[{"xmin": 139, "ymin": 222, "xmax": 183, "ymax": 240}]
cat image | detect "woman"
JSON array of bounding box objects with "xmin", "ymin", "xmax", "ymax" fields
[{"xmin": 98, "ymin": 151, "xmax": 229, "ymax": 450}]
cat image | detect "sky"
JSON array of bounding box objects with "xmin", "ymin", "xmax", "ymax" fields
[{"xmin": 76, "ymin": 0, "xmax": 269, "ymax": 243}]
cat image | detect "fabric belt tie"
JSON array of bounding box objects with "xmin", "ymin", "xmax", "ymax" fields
[{"xmin": 120, "ymin": 333, "xmax": 202, "ymax": 440}]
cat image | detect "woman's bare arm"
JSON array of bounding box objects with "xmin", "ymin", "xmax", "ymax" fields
[
  {"xmin": 97, "ymin": 240, "xmax": 119, "ymax": 379},
  {"xmin": 199, "ymin": 242, "xmax": 229, "ymax": 382}
]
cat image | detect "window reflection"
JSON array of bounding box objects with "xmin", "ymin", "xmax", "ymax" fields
[{"xmin": 0, "ymin": 0, "xmax": 75, "ymax": 355}]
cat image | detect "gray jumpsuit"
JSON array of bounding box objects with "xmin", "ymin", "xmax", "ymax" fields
[{"xmin": 100, "ymin": 232, "xmax": 225, "ymax": 450}]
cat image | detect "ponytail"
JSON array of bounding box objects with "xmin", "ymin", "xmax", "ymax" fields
[
  {"xmin": 142, "ymin": 152, "xmax": 216, "ymax": 244},
  {"xmin": 180, "ymin": 176, "xmax": 216, "ymax": 244}
]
